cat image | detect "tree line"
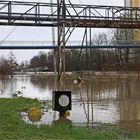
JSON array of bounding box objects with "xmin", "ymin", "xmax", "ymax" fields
[
  {"xmin": 1, "ymin": 29, "xmax": 140, "ymax": 74},
  {"xmin": 29, "ymin": 48, "xmax": 140, "ymax": 72},
  {"xmin": 29, "ymin": 30, "xmax": 140, "ymax": 71}
]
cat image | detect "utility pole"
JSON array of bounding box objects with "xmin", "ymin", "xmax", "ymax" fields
[
  {"xmin": 57, "ymin": 0, "xmax": 66, "ymax": 90},
  {"xmin": 50, "ymin": 0, "xmax": 57, "ymax": 91}
]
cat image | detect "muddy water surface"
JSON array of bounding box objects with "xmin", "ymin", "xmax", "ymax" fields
[{"xmin": 0, "ymin": 74, "xmax": 140, "ymax": 132}]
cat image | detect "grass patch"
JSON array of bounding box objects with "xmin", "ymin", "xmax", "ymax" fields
[{"xmin": 0, "ymin": 97, "xmax": 137, "ymax": 140}]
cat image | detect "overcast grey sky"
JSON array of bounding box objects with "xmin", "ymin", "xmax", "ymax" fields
[{"xmin": 0, "ymin": 0, "xmax": 124, "ymax": 63}]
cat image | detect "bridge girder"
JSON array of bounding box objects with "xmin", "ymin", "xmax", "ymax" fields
[
  {"xmin": 0, "ymin": 1, "xmax": 140, "ymax": 29},
  {"xmin": 0, "ymin": 45, "xmax": 140, "ymax": 49}
]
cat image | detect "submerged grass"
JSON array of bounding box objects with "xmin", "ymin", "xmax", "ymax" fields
[{"xmin": 0, "ymin": 97, "xmax": 137, "ymax": 140}]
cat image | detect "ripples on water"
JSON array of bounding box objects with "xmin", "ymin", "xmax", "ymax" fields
[{"xmin": 0, "ymin": 74, "xmax": 140, "ymax": 132}]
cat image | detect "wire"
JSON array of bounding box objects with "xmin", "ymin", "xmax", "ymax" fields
[
  {"xmin": 0, "ymin": 0, "xmax": 42, "ymax": 46},
  {"xmin": 0, "ymin": 26, "xmax": 17, "ymax": 46}
]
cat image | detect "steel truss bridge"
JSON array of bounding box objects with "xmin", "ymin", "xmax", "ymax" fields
[
  {"xmin": 1, "ymin": 0, "xmax": 140, "ymax": 89},
  {"xmin": 1, "ymin": 40, "xmax": 140, "ymax": 49},
  {"xmin": 0, "ymin": 1, "xmax": 140, "ymax": 28}
]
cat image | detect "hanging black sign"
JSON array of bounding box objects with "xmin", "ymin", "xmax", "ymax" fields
[{"xmin": 52, "ymin": 91, "xmax": 71, "ymax": 112}]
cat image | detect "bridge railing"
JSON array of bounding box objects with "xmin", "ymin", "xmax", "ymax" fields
[
  {"xmin": 0, "ymin": 1, "xmax": 140, "ymax": 28},
  {"xmin": 0, "ymin": 40, "xmax": 140, "ymax": 47},
  {"xmin": 0, "ymin": 40, "xmax": 82, "ymax": 46}
]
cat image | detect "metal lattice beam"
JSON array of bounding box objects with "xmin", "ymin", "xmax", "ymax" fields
[
  {"xmin": 57, "ymin": 0, "xmax": 66, "ymax": 90},
  {"xmin": 0, "ymin": 45, "xmax": 140, "ymax": 49},
  {"xmin": 0, "ymin": 1, "xmax": 140, "ymax": 28}
]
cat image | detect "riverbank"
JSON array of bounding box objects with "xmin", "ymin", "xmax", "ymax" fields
[
  {"xmin": 29, "ymin": 71, "xmax": 140, "ymax": 81},
  {"xmin": 0, "ymin": 97, "xmax": 139, "ymax": 140},
  {"xmin": 94, "ymin": 71, "xmax": 140, "ymax": 80}
]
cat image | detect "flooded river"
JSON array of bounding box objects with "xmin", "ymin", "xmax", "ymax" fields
[{"xmin": 0, "ymin": 74, "xmax": 140, "ymax": 132}]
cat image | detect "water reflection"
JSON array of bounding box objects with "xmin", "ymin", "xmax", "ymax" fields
[
  {"xmin": 53, "ymin": 112, "xmax": 72, "ymax": 126},
  {"xmin": 119, "ymin": 82, "xmax": 140, "ymax": 132},
  {"xmin": 0, "ymin": 76, "xmax": 17, "ymax": 98},
  {"xmin": 119, "ymin": 102, "xmax": 140, "ymax": 132},
  {"xmin": 30, "ymin": 76, "xmax": 54, "ymax": 92},
  {"xmin": 1, "ymin": 74, "xmax": 140, "ymax": 132}
]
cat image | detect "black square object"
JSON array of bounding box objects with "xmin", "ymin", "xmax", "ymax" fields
[{"xmin": 52, "ymin": 91, "xmax": 71, "ymax": 112}]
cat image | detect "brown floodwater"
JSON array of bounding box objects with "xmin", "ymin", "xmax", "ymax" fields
[{"xmin": 0, "ymin": 74, "xmax": 140, "ymax": 132}]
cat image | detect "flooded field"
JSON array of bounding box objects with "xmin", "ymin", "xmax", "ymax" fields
[{"xmin": 0, "ymin": 73, "xmax": 140, "ymax": 132}]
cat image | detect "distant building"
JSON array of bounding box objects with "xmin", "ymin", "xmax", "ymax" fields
[
  {"xmin": 132, "ymin": 0, "xmax": 140, "ymax": 43},
  {"xmin": 124, "ymin": 0, "xmax": 140, "ymax": 64},
  {"xmin": 125, "ymin": 0, "xmax": 140, "ymax": 42},
  {"xmin": 124, "ymin": 0, "xmax": 131, "ymax": 6},
  {"xmin": 125, "ymin": 0, "xmax": 140, "ymax": 6}
]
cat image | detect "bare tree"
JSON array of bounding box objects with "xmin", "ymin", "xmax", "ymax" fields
[
  {"xmin": 111, "ymin": 29, "xmax": 133, "ymax": 70},
  {"xmin": 0, "ymin": 56, "xmax": 11, "ymax": 75},
  {"xmin": 91, "ymin": 33, "xmax": 110, "ymax": 70}
]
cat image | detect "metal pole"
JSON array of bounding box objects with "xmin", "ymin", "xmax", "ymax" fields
[
  {"xmin": 8, "ymin": 1, "xmax": 11, "ymax": 24},
  {"xmin": 51, "ymin": 0, "xmax": 57, "ymax": 122},
  {"xmin": 50, "ymin": 0, "xmax": 57, "ymax": 90},
  {"xmin": 57, "ymin": 0, "xmax": 66, "ymax": 91}
]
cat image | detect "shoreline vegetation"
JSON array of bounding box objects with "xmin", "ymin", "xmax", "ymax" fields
[
  {"xmin": 29, "ymin": 71, "xmax": 140, "ymax": 81},
  {"xmin": 0, "ymin": 72, "xmax": 140, "ymax": 139},
  {"xmin": 0, "ymin": 97, "xmax": 139, "ymax": 140}
]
